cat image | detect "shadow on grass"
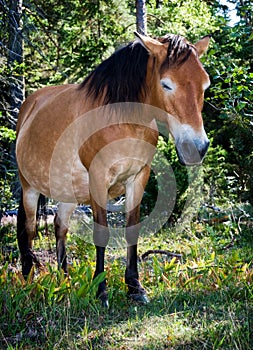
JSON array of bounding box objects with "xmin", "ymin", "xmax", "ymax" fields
[
  {"xmin": 1, "ymin": 263, "xmax": 253, "ymax": 350},
  {"xmin": 1, "ymin": 221, "xmax": 253, "ymax": 349},
  {"xmin": 53, "ymin": 281, "xmax": 253, "ymax": 350}
]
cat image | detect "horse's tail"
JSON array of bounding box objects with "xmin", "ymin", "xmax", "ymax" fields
[
  {"xmin": 36, "ymin": 194, "xmax": 49, "ymax": 236},
  {"xmin": 17, "ymin": 189, "xmax": 28, "ymax": 254},
  {"xmin": 17, "ymin": 188, "xmax": 34, "ymax": 277},
  {"xmin": 37, "ymin": 193, "xmax": 47, "ymax": 221}
]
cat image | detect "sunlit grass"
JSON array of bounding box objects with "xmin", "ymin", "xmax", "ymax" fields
[{"xmin": 0, "ymin": 220, "xmax": 253, "ymax": 349}]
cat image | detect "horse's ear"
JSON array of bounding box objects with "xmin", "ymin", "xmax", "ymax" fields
[
  {"xmin": 134, "ymin": 31, "xmax": 163, "ymax": 55},
  {"xmin": 194, "ymin": 35, "xmax": 211, "ymax": 57}
]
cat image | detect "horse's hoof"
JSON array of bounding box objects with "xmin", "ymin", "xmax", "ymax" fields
[
  {"xmin": 126, "ymin": 278, "xmax": 149, "ymax": 304},
  {"xmin": 21, "ymin": 249, "xmax": 44, "ymax": 280},
  {"xmin": 101, "ymin": 298, "xmax": 109, "ymax": 309},
  {"xmin": 128, "ymin": 292, "xmax": 150, "ymax": 304},
  {"xmin": 98, "ymin": 291, "xmax": 109, "ymax": 309},
  {"xmin": 22, "ymin": 263, "xmax": 33, "ymax": 280}
]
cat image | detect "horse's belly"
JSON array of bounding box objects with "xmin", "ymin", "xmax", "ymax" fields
[{"xmin": 47, "ymin": 163, "xmax": 90, "ymax": 203}]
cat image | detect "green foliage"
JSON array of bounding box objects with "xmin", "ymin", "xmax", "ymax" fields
[
  {"xmin": 0, "ymin": 113, "xmax": 16, "ymax": 161},
  {"xmin": 21, "ymin": 0, "xmax": 134, "ymax": 90},
  {"xmin": 0, "ymin": 126, "xmax": 16, "ymax": 142},
  {"xmin": 146, "ymin": 0, "xmax": 217, "ymax": 39},
  {"xmin": 1, "ymin": 219, "xmax": 253, "ymax": 349},
  {"xmin": 0, "ymin": 175, "xmax": 17, "ymax": 212},
  {"xmin": 144, "ymin": 133, "xmax": 235, "ymax": 224},
  {"xmin": 0, "ymin": 8, "xmax": 253, "ymax": 348},
  {"xmin": 143, "ymin": 135, "xmax": 188, "ymax": 222},
  {"xmin": 203, "ymin": 19, "xmax": 253, "ymax": 204},
  {"xmin": 203, "ymin": 136, "xmax": 231, "ymax": 203},
  {"xmin": 1, "ymin": 0, "xmax": 251, "ymax": 217},
  {"xmin": 0, "ymin": 260, "xmax": 106, "ymax": 348}
]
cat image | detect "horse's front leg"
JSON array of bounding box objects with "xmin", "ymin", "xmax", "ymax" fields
[
  {"xmin": 125, "ymin": 169, "xmax": 150, "ymax": 304},
  {"xmin": 125, "ymin": 207, "xmax": 149, "ymax": 304},
  {"xmin": 91, "ymin": 195, "xmax": 110, "ymax": 308}
]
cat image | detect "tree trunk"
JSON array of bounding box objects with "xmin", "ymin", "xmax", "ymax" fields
[
  {"xmin": 7, "ymin": 0, "xmax": 24, "ymax": 199},
  {"xmin": 8, "ymin": 0, "xmax": 24, "ymax": 128},
  {"xmin": 135, "ymin": 0, "xmax": 147, "ymax": 35}
]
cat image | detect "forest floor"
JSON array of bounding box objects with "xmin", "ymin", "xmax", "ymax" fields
[{"xmin": 0, "ymin": 213, "xmax": 253, "ymax": 349}]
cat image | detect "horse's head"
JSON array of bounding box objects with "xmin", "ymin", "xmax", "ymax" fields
[{"xmin": 135, "ymin": 32, "xmax": 210, "ymax": 165}]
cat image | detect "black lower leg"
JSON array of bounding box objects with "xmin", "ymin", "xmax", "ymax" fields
[
  {"xmin": 54, "ymin": 215, "xmax": 68, "ymax": 273},
  {"xmin": 56, "ymin": 240, "xmax": 67, "ymax": 273},
  {"xmin": 94, "ymin": 246, "xmax": 107, "ymax": 304},
  {"xmin": 125, "ymin": 245, "xmax": 138, "ymax": 280},
  {"xmin": 17, "ymin": 194, "xmax": 34, "ymax": 278},
  {"xmin": 125, "ymin": 245, "xmax": 147, "ymax": 300},
  {"xmin": 125, "ymin": 245, "xmax": 139, "ymax": 292}
]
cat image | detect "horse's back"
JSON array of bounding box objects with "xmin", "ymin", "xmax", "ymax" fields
[{"xmin": 17, "ymin": 85, "xmax": 79, "ymax": 135}]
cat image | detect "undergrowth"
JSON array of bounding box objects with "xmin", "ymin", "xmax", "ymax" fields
[{"xmin": 0, "ymin": 217, "xmax": 253, "ymax": 349}]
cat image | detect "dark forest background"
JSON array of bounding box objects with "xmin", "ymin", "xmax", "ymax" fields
[{"xmin": 0, "ymin": 0, "xmax": 252, "ymax": 221}]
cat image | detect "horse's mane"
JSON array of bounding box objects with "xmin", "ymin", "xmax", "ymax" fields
[
  {"xmin": 79, "ymin": 34, "xmax": 192, "ymax": 105},
  {"xmin": 79, "ymin": 42, "xmax": 149, "ymax": 105}
]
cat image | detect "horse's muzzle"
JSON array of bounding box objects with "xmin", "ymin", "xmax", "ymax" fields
[{"xmin": 176, "ymin": 138, "xmax": 210, "ymax": 166}]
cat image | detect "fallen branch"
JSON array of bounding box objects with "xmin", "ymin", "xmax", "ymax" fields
[{"xmin": 141, "ymin": 249, "xmax": 182, "ymax": 261}]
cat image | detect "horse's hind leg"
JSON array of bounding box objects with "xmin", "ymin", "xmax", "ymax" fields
[
  {"xmin": 17, "ymin": 187, "xmax": 40, "ymax": 278},
  {"xmin": 54, "ymin": 202, "xmax": 76, "ymax": 273}
]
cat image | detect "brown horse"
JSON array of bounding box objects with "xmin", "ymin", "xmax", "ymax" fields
[{"xmin": 16, "ymin": 32, "xmax": 210, "ymax": 306}]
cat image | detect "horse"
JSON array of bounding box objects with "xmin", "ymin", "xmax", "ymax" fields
[{"xmin": 16, "ymin": 32, "xmax": 211, "ymax": 307}]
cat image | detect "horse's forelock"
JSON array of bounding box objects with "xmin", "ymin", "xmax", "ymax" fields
[{"xmin": 159, "ymin": 34, "xmax": 193, "ymax": 68}]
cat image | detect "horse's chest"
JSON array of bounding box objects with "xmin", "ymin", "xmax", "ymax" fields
[{"xmin": 109, "ymin": 159, "xmax": 145, "ymax": 185}]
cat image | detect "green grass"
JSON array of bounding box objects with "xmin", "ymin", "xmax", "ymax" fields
[{"xmin": 0, "ymin": 220, "xmax": 253, "ymax": 349}]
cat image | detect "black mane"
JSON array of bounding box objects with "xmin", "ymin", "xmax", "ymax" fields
[
  {"xmin": 79, "ymin": 35, "xmax": 192, "ymax": 105},
  {"xmin": 79, "ymin": 42, "xmax": 149, "ymax": 105}
]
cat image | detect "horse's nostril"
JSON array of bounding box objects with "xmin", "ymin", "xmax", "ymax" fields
[
  {"xmin": 176, "ymin": 141, "xmax": 200, "ymax": 165},
  {"xmin": 176, "ymin": 138, "xmax": 209, "ymax": 165},
  {"xmin": 181, "ymin": 141, "xmax": 193, "ymax": 156},
  {"xmin": 199, "ymin": 139, "xmax": 210, "ymax": 158}
]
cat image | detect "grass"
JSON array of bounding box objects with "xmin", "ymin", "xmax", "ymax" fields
[{"xmin": 0, "ymin": 217, "xmax": 253, "ymax": 349}]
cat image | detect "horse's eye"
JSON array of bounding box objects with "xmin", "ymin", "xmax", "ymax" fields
[{"xmin": 161, "ymin": 81, "xmax": 172, "ymax": 91}]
